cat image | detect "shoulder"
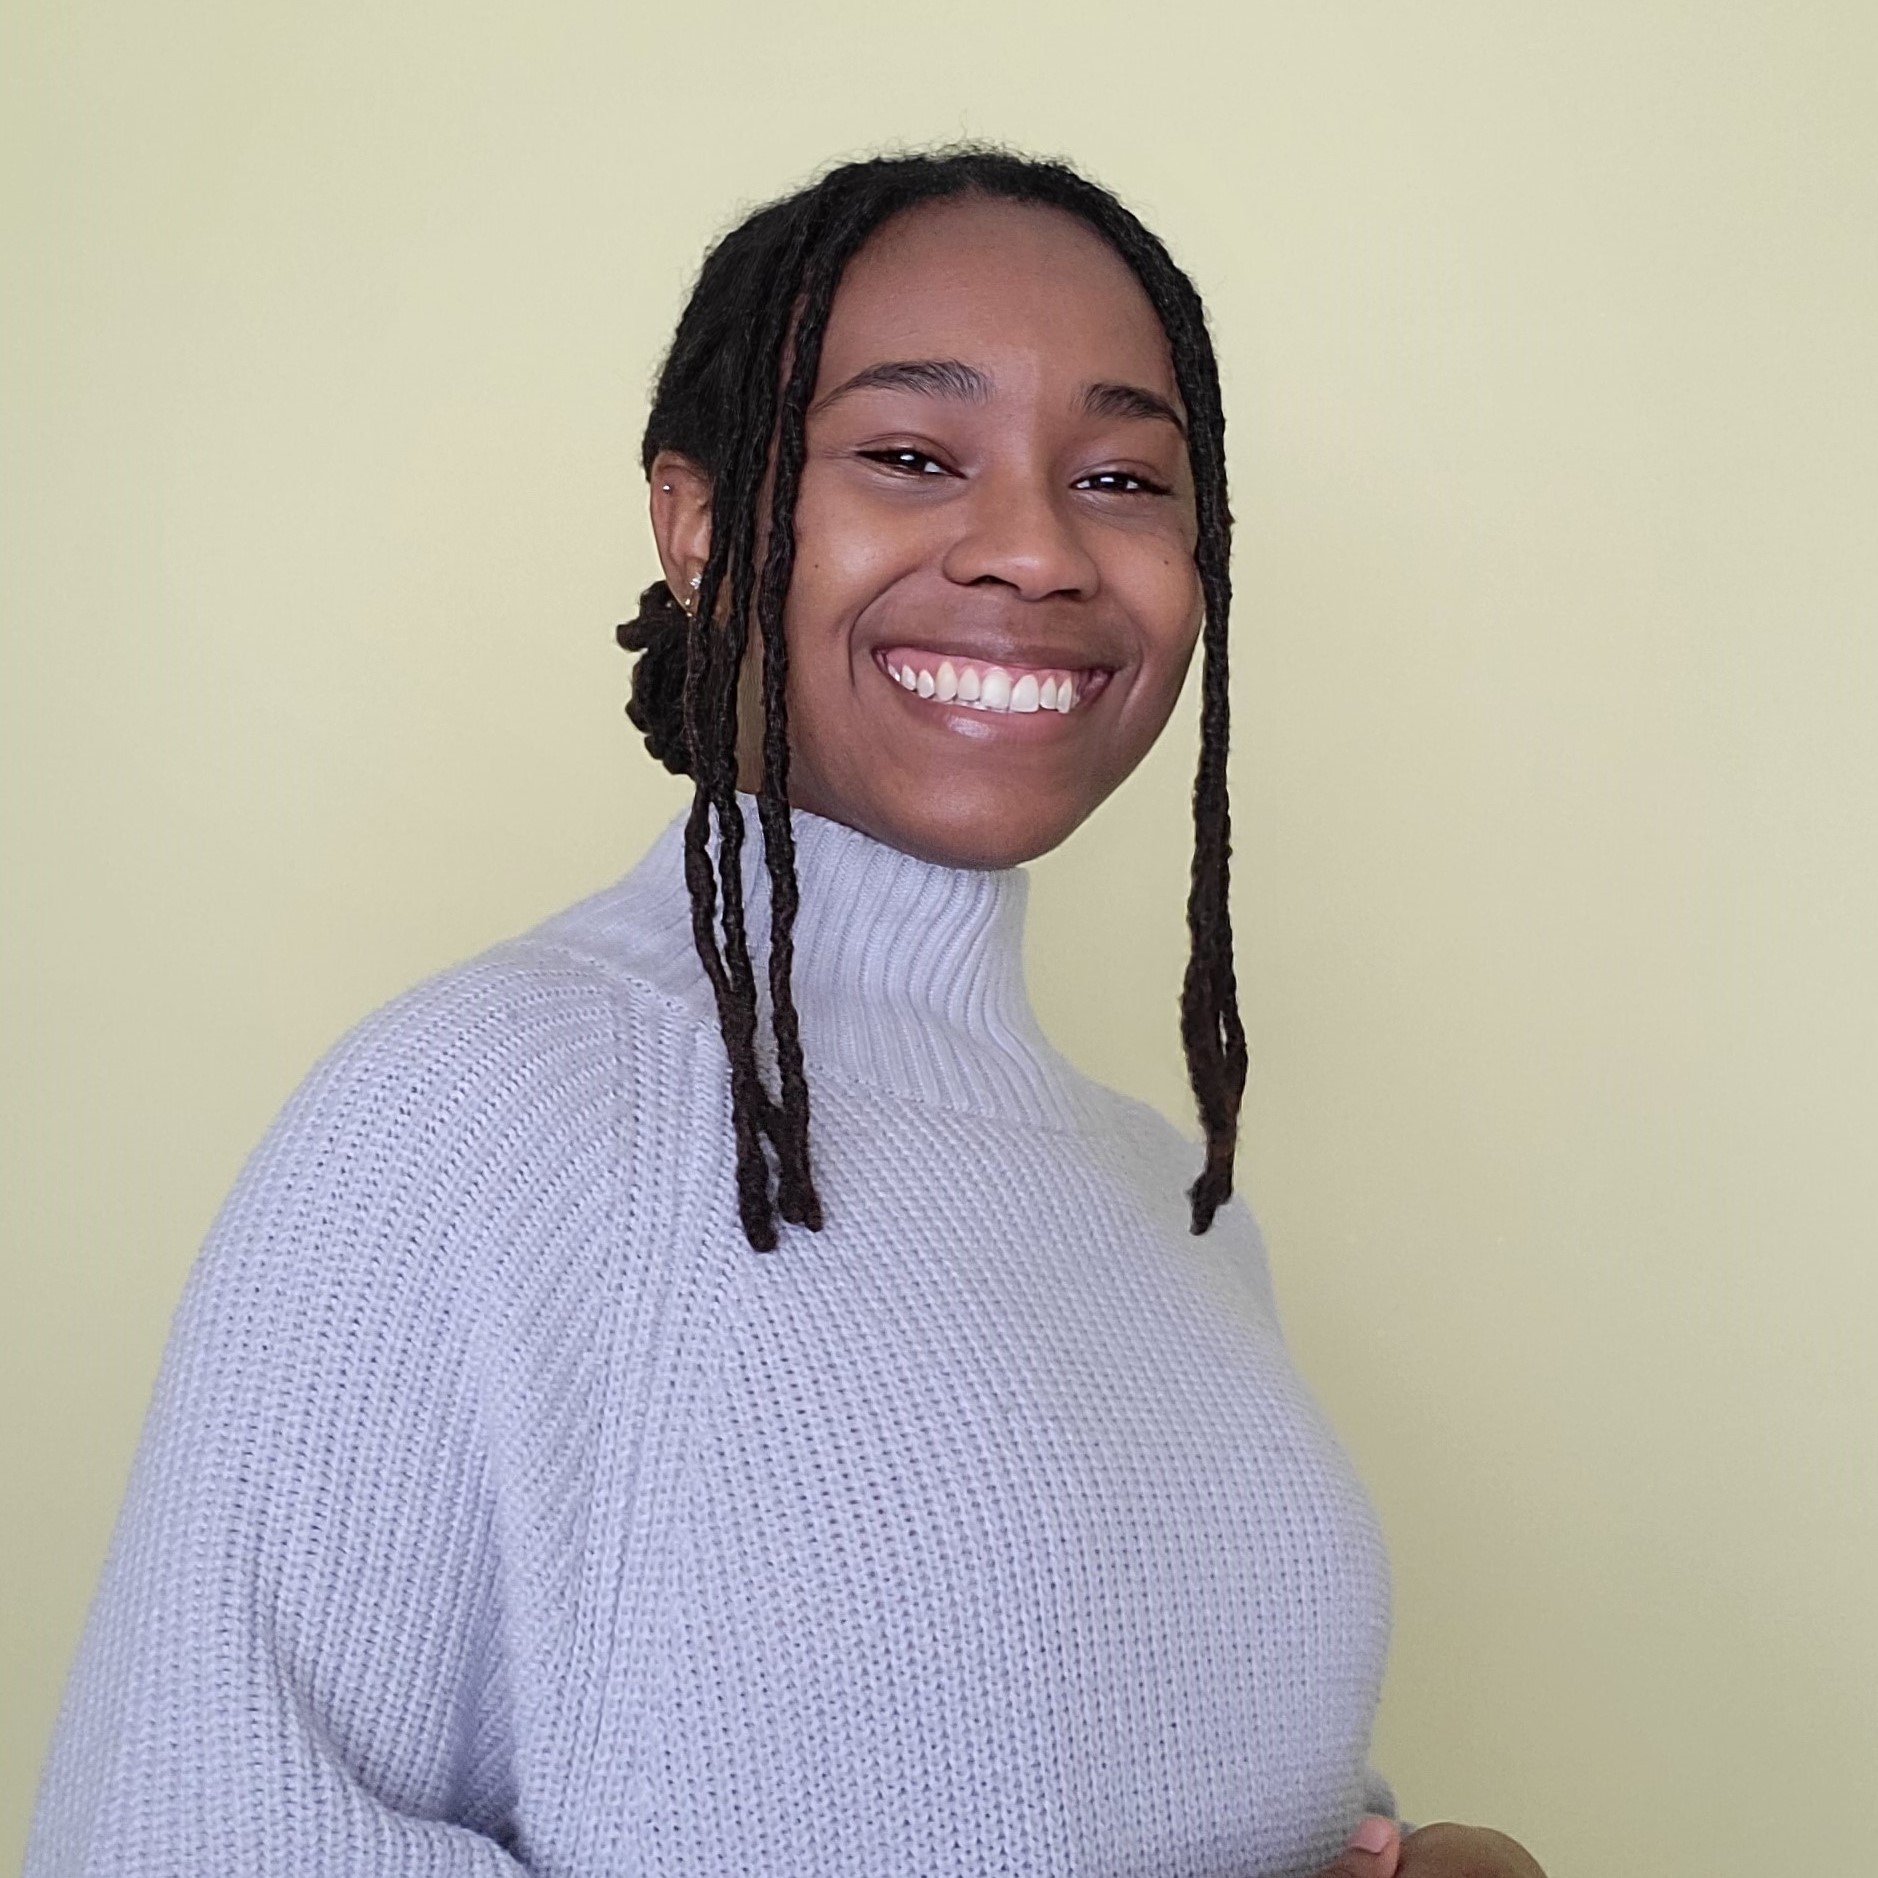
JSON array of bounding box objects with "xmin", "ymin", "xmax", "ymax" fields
[
  {"xmin": 248, "ymin": 934, "xmax": 626, "ymax": 1218},
  {"xmin": 192, "ymin": 911, "xmax": 726, "ymax": 1344}
]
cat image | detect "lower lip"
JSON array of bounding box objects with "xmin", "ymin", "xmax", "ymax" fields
[{"xmin": 870, "ymin": 651, "xmax": 1111, "ymax": 729}]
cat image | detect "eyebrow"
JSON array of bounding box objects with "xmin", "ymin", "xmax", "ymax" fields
[
  {"xmin": 810, "ymin": 358, "xmax": 992, "ymax": 411},
  {"xmin": 809, "ymin": 358, "xmax": 1188, "ymax": 438},
  {"xmin": 1082, "ymin": 381, "xmax": 1187, "ymax": 437}
]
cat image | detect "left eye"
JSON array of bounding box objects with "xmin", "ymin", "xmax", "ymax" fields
[{"xmin": 1077, "ymin": 470, "xmax": 1164, "ymax": 494}]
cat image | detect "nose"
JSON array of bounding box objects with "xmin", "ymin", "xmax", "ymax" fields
[{"xmin": 938, "ymin": 472, "xmax": 1101, "ymax": 603}]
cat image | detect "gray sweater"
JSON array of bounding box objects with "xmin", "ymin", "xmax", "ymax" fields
[{"xmin": 29, "ymin": 798, "xmax": 1397, "ymax": 1877}]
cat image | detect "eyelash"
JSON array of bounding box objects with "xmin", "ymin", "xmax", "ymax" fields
[{"xmin": 857, "ymin": 449, "xmax": 1170, "ymax": 496}]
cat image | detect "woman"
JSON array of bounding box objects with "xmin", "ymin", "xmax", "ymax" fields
[{"xmin": 28, "ymin": 148, "xmax": 1545, "ymax": 1877}]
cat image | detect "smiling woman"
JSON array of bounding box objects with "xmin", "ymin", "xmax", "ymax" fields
[
  {"xmin": 26, "ymin": 147, "xmax": 1545, "ymax": 1878},
  {"xmin": 722, "ymin": 205, "xmax": 1201, "ymax": 860},
  {"xmin": 621, "ymin": 158, "xmax": 1244, "ymax": 1259}
]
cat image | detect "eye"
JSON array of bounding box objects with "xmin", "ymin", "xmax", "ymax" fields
[
  {"xmin": 1076, "ymin": 468, "xmax": 1171, "ymax": 496},
  {"xmin": 858, "ymin": 447, "xmax": 952, "ymax": 477}
]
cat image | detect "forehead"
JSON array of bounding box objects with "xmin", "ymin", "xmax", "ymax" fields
[{"xmin": 813, "ymin": 196, "xmax": 1177, "ymax": 400}]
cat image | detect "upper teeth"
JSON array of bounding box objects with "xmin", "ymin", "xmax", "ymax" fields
[{"xmin": 883, "ymin": 654, "xmax": 1081, "ymax": 714}]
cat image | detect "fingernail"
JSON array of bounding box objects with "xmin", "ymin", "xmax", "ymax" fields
[{"xmin": 1344, "ymin": 1815, "xmax": 1397, "ymax": 1856}]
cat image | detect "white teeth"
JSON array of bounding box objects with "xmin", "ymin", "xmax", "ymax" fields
[{"xmin": 886, "ymin": 654, "xmax": 1087, "ymax": 717}]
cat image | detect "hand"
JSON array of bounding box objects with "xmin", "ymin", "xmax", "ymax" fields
[{"xmin": 1310, "ymin": 1814, "xmax": 1548, "ymax": 1878}]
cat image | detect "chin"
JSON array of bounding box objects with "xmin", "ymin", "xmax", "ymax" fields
[{"xmin": 859, "ymin": 790, "xmax": 1090, "ymax": 872}]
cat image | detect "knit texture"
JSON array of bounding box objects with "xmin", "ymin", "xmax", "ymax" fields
[{"xmin": 28, "ymin": 798, "xmax": 1397, "ymax": 1878}]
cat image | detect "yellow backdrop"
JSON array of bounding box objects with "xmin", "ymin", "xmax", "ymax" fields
[{"xmin": 5, "ymin": 4, "xmax": 1875, "ymax": 1871}]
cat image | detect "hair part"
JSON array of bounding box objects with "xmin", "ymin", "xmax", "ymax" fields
[{"xmin": 618, "ymin": 144, "xmax": 1244, "ymax": 1250}]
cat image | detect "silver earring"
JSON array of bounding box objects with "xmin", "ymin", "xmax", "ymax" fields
[{"xmin": 660, "ymin": 482, "xmax": 673, "ymax": 493}]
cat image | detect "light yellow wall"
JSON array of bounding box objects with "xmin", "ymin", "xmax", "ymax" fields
[{"xmin": 5, "ymin": 4, "xmax": 1874, "ymax": 1870}]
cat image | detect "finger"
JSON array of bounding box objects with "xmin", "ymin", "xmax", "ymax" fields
[
  {"xmin": 1398, "ymin": 1821, "xmax": 1548, "ymax": 1876},
  {"xmin": 1309, "ymin": 1813, "xmax": 1402, "ymax": 1878}
]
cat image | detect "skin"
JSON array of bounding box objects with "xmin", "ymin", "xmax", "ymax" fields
[
  {"xmin": 649, "ymin": 194, "xmax": 1204, "ymax": 870},
  {"xmin": 1328, "ymin": 1816, "xmax": 1550, "ymax": 1878},
  {"xmin": 647, "ymin": 193, "xmax": 1548, "ymax": 1878}
]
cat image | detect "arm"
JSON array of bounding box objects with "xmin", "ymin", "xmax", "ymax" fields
[{"xmin": 26, "ymin": 985, "xmax": 534, "ymax": 1876}]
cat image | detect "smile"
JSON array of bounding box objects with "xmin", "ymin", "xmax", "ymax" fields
[{"xmin": 876, "ymin": 645, "xmax": 1106, "ymax": 715}]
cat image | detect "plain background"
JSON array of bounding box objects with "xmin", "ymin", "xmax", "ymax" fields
[{"xmin": 5, "ymin": 3, "xmax": 1875, "ymax": 1872}]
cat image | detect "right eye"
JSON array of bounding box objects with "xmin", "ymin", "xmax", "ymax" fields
[{"xmin": 858, "ymin": 448, "xmax": 951, "ymax": 477}]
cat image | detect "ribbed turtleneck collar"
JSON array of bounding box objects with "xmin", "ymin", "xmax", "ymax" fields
[{"xmin": 580, "ymin": 794, "xmax": 1096, "ymax": 1130}]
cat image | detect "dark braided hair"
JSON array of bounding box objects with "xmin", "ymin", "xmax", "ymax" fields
[{"xmin": 617, "ymin": 145, "xmax": 1245, "ymax": 1251}]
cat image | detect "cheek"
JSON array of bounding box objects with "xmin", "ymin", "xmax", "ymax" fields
[
  {"xmin": 1120, "ymin": 543, "xmax": 1205, "ymax": 678},
  {"xmin": 786, "ymin": 471, "xmax": 924, "ymax": 654}
]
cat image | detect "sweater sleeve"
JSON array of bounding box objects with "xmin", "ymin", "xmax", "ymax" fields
[
  {"xmin": 1361, "ymin": 1762, "xmax": 1406, "ymax": 1829},
  {"xmin": 24, "ymin": 959, "xmax": 597, "ymax": 1877}
]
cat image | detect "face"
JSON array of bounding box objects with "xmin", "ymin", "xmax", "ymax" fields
[{"xmin": 653, "ymin": 195, "xmax": 1204, "ymax": 870}]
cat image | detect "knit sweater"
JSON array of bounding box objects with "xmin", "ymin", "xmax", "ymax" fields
[{"xmin": 28, "ymin": 797, "xmax": 1397, "ymax": 1878}]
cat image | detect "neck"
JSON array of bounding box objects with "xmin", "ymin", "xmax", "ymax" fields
[{"xmin": 607, "ymin": 793, "xmax": 1093, "ymax": 1128}]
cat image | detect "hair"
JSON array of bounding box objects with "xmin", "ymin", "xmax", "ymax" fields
[{"xmin": 617, "ymin": 145, "xmax": 1246, "ymax": 1252}]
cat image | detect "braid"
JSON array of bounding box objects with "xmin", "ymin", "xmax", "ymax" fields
[
  {"xmin": 675, "ymin": 197, "xmax": 846, "ymax": 1249},
  {"xmin": 749, "ymin": 228, "xmax": 843, "ymax": 1231},
  {"xmin": 681, "ymin": 544, "xmax": 781, "ymax": 1248},
  {"xmin": 618, "ymin": 145, "xmax": 1246, "ymax": 1247},
  {"xmin": 1147, "ymin": 268, "xmax": 1246, "ymax": 1234},
  {"xmin": 1182, "ymin": 546, "xmax": 1246, "ymax": 1232},
  {"xmin": 683, "ymin": 230, "xmax": 805, "ymax": 1250}
]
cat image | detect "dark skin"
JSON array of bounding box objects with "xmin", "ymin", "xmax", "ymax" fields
[
  {"xmin": 651, "ymin": 195, "xmax": 1203, "ymax": 871},
  {"xmin": 1329, "ymin": 1818, "xmax": 1549, "ymax": 1878},
  {"xmin": 649, "ymin": 196, "xmax": 1547, "ymax": 1878}
]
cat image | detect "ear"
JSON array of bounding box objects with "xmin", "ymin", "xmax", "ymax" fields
[{"xmin": 647, "ymin": 450, "xmax": 712, "ymax": 602}]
